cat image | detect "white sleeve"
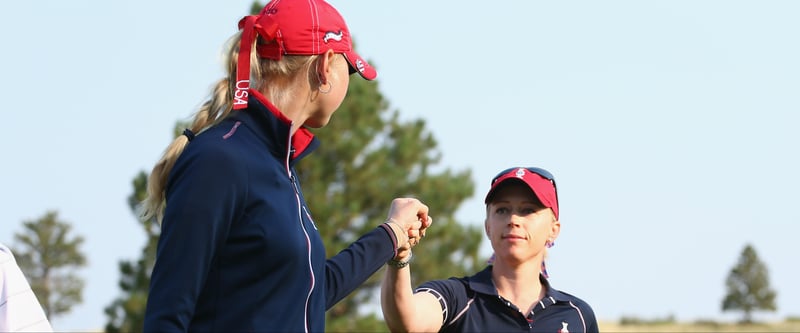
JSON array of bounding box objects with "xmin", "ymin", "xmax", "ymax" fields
[{"xmin": 0, "ymin": 244, "xmax": 53, "ymax": 332}]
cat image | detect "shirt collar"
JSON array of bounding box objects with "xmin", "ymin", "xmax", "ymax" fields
[
  {"xmin": 229, "ymin": 89, "xmax": 319, "ymax": 162},
  {"xmin": 467, "ymin": 265, "xmax": 573, "ymax": 302}
]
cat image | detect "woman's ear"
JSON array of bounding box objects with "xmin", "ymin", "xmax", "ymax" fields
[
  {"xmin": 549, "ymin": 215, "xmax": 561, "ymax": 241},
  {"xmin": 316, "ymin": 49, "xmax": 337, "ymax": 85},
  {"xmin": 484, "ymin": 205, "xmax": 493, "ymax": 237}
]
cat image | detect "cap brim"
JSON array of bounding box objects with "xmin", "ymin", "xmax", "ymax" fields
[
  {"xmin": 485, "ymin": 178, "xmax": 529, "ymax": 204},
  {"xmin": 484, "ymin": 172, "xmax": 559, "ymax": 220},
  {"xmin": 343, "ymin": 51, "xmax": 377, "ymax": 80}
]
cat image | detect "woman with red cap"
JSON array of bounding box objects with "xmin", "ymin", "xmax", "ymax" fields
[
  {"xmin": 381, "ymin": 167, "xmax": 598, "ymax": 332},
  {"xmin": 141, "ymin": 1, "xmax": 430, "ymax": 332}
]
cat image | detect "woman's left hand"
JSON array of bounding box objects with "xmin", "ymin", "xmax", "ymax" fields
[{"xmin": 386, "ymin": 198, "xmax": 432, "ymax": 256}]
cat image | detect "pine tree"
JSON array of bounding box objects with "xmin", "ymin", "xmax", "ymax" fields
[
  {"xmin": 12, "ymin": 210, "xmax": 86, "ymax": 320},
  {"xmin": 722, "ymin": 243, "xmax": 777, "ymax": 323},
  {"xmin": 104, "ymin": 124, "xmax": 186, "ymax": 333},
  {"xmin": 303, "ymin": 63, "xmax": 482, "ymax": 332}
]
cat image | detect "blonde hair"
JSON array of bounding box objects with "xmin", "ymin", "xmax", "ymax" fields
[{"xmin": 141, "ymin": 32, "xmax": 321, "ymax": 223}]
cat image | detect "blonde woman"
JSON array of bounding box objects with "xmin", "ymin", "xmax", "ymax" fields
[
  {"xmin": 142, "ymin": 1, "xmax": 430, "ymax": 331},
  {"xmin": 382, "ymin": 167, "xmax": 598, "ymax": 332}
]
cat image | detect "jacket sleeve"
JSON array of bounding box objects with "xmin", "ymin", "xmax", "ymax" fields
[
  {"xmin": 324, "ymin": 224, "xmax": 397, "ymax": 309},
  {"xmin": 143, "ymin": 146, "xmax": 247, "ymax": 332}
]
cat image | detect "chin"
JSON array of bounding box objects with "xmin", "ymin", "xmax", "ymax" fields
[
  {"xmin": 304, "ymin": 120, "xmax": 327, "ymax": 129},
  {"xmin": 305, "ymin": 115, "xmax": 334, "ymax": 129}
]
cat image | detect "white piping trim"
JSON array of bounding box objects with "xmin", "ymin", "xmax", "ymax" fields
[
  {"xmin": 417, "ymin": 288, "xmax": 447, "ymax": 326},
  {"xmin": 446, "ymin": 295, "xmax": 475, "ymax": 327},
  {"xmin": 568, "ymin": 301, "xmax": 587, "ymax": 333},
  {"xmin": 284, "ymin": 125, "xmax": 293, "ymax": 179},
  {"xmin": 286, "ymin": 126, "xmax": 314, "ymax": 333}
]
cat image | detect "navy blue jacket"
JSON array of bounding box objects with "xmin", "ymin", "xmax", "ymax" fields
[
  {"xmin": 143, "ymin": 91, "xmax": 399, "ymax": 332},
  {"xmin": 417, "ymin": 266, "xmax": 599, "ymax": 333}
]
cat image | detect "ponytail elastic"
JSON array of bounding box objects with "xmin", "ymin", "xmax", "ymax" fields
[{"xmin": 182, "ymin": 128, "xmax": 195, "ymax": 142}]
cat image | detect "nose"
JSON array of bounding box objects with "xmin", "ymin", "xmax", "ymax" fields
[{"xmin": 507, "ymin": 214, "xmax": 523, "ymax": 227}]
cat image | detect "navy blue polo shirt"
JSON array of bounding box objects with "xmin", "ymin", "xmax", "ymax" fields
[{"xmin": 417, "ymin": 266, "xmax": 598, "ymax": 333}]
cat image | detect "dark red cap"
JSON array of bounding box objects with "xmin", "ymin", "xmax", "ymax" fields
[
  {"xmin": 484, "ymin": 167, "xmax": 559, "ymax": 220},
  {"xmin": 233, "ymin": 0, "xmax": 377, "ymax": 110}
]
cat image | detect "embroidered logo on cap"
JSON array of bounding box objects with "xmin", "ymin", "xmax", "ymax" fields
[
  {"xmin": 356, "ymin": 59, "xmax": 366, "ymax": 73},
  {"xmin": 323, "ymin": 30, "xmax": 343, "ymax": 43},
  {"xmin": 515, "ymin": 168, "xmax": 526, "ymax": 178}
]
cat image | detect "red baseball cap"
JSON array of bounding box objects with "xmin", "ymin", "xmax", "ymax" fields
[
  {"xmin": 234, "ymin": 0, "xmax": 377, "ymax": 110},
  {"xmin": 484, "ymin": 167, "xmax": 559, "ymax": 220}
]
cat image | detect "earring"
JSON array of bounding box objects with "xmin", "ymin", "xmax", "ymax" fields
[
  {"xmin": 318, "ymin": 81, "xmax": 332, "ymax": 94},
  {"xmin": 545, "ymin": 239, "xmax": 555, "ymax": 248},
  {"xmin": 317, "ymin": 73, "xmax": 332, "ymax": 94}
]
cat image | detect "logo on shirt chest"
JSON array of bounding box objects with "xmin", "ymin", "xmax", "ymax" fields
[{"xmin": 558, "ymin": 321, "xmax": 569, "ymax": 333}]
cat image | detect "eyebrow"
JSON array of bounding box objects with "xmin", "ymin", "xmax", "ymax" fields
[{"xmin": 491, "ymin": 199, "xmax": 543, "ymax": 205}]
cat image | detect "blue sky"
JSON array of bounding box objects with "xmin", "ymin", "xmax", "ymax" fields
[{"xmin": 1, "ymin": 0, "xmax": 798, "ymax": 331}]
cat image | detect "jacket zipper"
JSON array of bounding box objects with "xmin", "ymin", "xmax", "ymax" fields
[{"xmin": 291, "ymin": 171, "xmax": 315, "ymax": 333}]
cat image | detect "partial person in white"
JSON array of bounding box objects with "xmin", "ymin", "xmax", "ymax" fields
[{"xmin": 0, "ymin": 242, "xmax": 53, "ymax": 332}]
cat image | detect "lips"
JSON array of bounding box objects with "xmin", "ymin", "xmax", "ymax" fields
[{"xmin": 502, "ymin": 234, "xmax": 526, "ymax": 240}]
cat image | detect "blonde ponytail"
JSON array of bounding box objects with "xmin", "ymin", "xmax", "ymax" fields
[{"xmin": 140, "ymin": 33, "xmax": 244, "ymax": 223}]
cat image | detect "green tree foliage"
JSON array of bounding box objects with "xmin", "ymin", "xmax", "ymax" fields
[
  {"xmin": 722, "ymin": 243, "xmax": 777, "ymax": 323},
  {"xmin": 104, "ymin": 124, "xmax": 187, "ymax": 333},
  {"xmin": 305, "ymin": 71, "xmax": 483, "ymax": 332},
  {"xmin": 250, "ymin": 1, "xmax": 263, "ymax": 15},
  {"xmin": 103, "ymin": 171, "xmax": 155, "ymax": 332},
  {"xmin": 12, "ymin": 210, "xmax": 86, "ymax": 319}
]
